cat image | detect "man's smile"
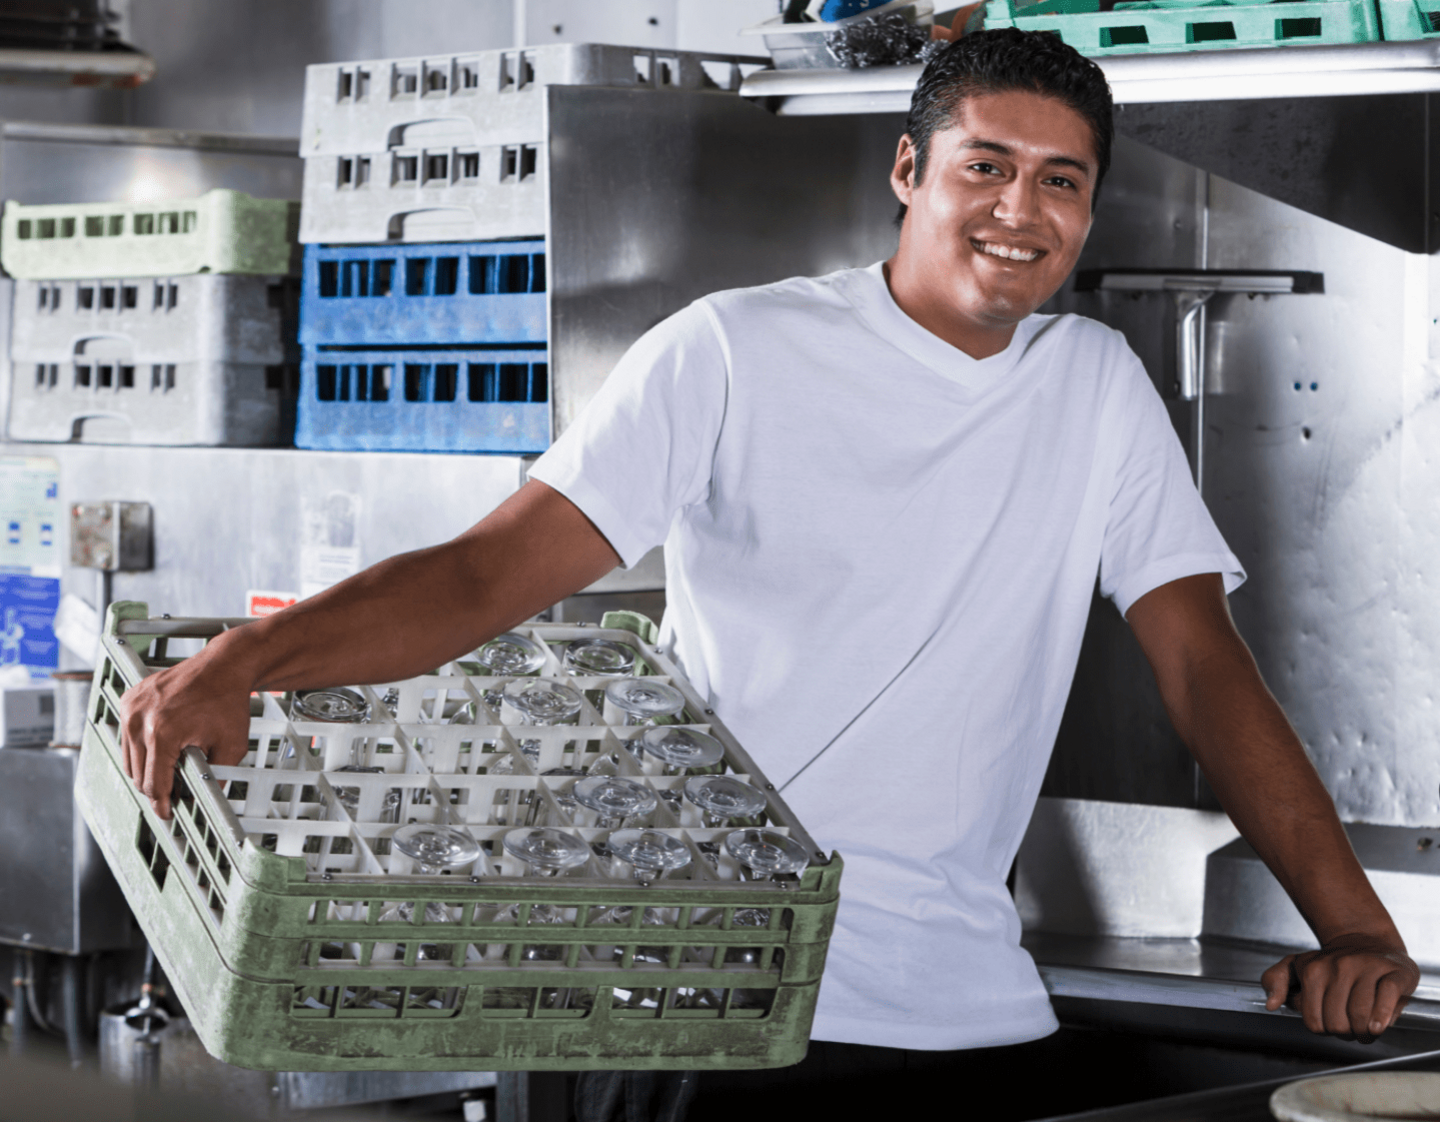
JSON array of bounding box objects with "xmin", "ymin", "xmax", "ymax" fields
[{"xmin": 972, "ymin": 238, "xmax": 1044, "ymax": 263}]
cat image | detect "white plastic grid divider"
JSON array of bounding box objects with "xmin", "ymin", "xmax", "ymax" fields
[{"xmin": 114, "ymin": 619, "xmax": 822, "ymax": 890}]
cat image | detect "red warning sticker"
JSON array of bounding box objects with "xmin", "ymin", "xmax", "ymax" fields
[{"xmin": 246, "ymin": 590, "xmax": 298, "ymax": 618}]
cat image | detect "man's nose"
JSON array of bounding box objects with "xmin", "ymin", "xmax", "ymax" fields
[{"xmin": 991, "ymin": 176, "xmax": 1039, "ymax": 227}]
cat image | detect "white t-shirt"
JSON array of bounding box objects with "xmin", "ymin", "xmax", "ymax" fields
[{"xmin": 529, "ymin": 263, "xmax": 1244, "ymax": 1051}]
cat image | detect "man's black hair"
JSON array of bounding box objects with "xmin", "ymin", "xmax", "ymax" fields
[{"xmin": 896, "ymin": 28, "xmax": 1114, "ymax": 223}]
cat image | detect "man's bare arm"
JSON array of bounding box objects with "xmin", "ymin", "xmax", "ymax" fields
[
  {"xmin": 1126, "ymin": 573, "xmax": 1419, "ymax": 1038},
  {"xmin": 120, "ymin": 480, "xmax": 620, "ymax": 819}
]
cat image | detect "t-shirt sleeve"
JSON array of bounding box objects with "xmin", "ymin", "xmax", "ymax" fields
[
  {"xmin": 1098, "ymin": 341, "xmax": 1246, "ymax": 617},
  {"xmin": 527, "ymin": 301, "xmax": 727, "ymax": 569}
]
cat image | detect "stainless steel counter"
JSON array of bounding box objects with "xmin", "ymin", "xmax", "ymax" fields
[
  {"xmin": 1025, "ymin": 933, "xmax": 1440, "ymax": 1119},
  {"xmin": 1030, "ymin": 932, "xmax": 1440, "ymax": 1023},
  {"xmin": 1028, "ymin": 931, "xmax": 1440, "ymax": 1069}
]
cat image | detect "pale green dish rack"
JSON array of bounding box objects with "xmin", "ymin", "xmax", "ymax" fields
[
  {"xmin": 980, "ymin": 0, "xmax": 1380, "ymax": 54},
  {"xmin": 1, "ymin": 189, "xmax": 300, "ymax": 279},
  {"xmin": 75, "ymin": 602, "xmax": 842, "ymax": 1072}
]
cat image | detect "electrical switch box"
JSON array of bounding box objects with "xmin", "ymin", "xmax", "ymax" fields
[{"xmin": 70, "ymin": 501, "xmax": 152, "ymax": 571}]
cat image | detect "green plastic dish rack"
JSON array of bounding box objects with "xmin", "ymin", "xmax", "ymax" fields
[
  {"xmin": 74, "ymin": 602, "xmax": 842, "ymax": 1072},
  {"xmin": 981, "ymin": 0, "xmax": 1379, "ymax": 54},
  {"xmin": 0, "ymin": 189, "xmax": 300, "ymax": 280},
  {"xmin": 1376, "ymin": 0, "xmax": 1440, "ymax": 38}
]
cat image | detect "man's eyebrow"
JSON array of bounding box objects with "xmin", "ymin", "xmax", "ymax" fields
[{"xmin": 960, "ymin": 137, "xmax": 1093, "ymax": 177}]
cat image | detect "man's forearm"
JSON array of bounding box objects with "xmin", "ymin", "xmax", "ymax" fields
[
  {"xmin": 1170, "ymin": 644, "xmax": 1400, "ymax": 947},
  {"xmin": 208, "ymin": 480, "xmax": 622, "ymax": 694},
  {"xmin": 120, "ymin": 481, "xmax": 621, "ymax": 817},
  {"xmin": 212, "ymin": 539, "xmax": 516, "ymax": 694}
]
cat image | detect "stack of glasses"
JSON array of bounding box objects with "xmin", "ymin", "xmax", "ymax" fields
[
  {"xmin": 260, "ymin": 628, "xmax": 809, "ymax": 1015},
  {"xmin": 76, "ymin": 605, "xmax": 841, "ymax": 1070}
]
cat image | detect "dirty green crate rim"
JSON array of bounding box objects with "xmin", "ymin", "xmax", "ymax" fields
[{"xmin": 982, "ymin": 0, "xmax": 1380, "ymax": 54}]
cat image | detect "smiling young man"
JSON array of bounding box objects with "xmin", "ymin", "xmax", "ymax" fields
[{"xmin": 121, "ymin": 29, "xmax": 1416, "ymax": 1115}]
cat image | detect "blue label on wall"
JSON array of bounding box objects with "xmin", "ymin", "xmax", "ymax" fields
[{"xmin": 0, "ymin": 572, "xmax": 60, "ymax": 672}]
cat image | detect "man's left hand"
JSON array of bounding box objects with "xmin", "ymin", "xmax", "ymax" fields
[{"xmin": 1262, "ymin": 934, "xmax": 1420, "ymax": 1039}]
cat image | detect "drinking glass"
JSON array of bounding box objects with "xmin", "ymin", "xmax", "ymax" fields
[
  {"xmin": 563, "ymin": 638, "xmax": 635, "ymax": 677},
  {"xmin": 476, "ymin": 632, "xmax": 547, "ymax": 675},
  {"xmin": 606, "ymin": 828, "xmax": 692, "ymax": 882},
  {"xmin": 604, "ymin": 679, "xmax": 684, "ymax": 726},
  {"xmin": 532, "ymin": 766, "xmax": 587, "ymax": 826},
  {"xmin": 503, "ymin": 677, "xmax": 582, "ymax": 746},
  {"xmin": 693, "ymin": 830, "xmax": 811, "ymax": 1011},
  {"xmin": 639, "ymin": 727, "xmax": 724, "ymax": 775},
  {"xmin": 683, "ymin": 775, "xmax": 767, "ymax": 828},
  {"xmin": 503, "ymin": 677, "xmax": 583, "ymax": 725},
  {"xmin": 292, "ymin": 688, "xmax": 371, "ymax": 723},
  {"xmin": 291, "ymin": 688, "xmax": 397, "ymax": 821},
  {"xmin": 727, "ymin": 828, "xmax": 809, "ymax": 882},
  {"xmin": 373, "ymin": 824, "xmax": 481, "ymax": 987},
  {"xmin": 572, "ymin": 776, "xmax": 657, "ymax": 830},
  {"xmin": 724, "ymin": 828, "xmax": 810, "ymax": 926},
  {"xmin": 488, "ymin": 827, "xmax": 590, "ymax": 1010},
  {"xmin": 595, "ymin": 830, "xmax": 692, "ymax": 1010},
  {"xmin": 475, "ymin": 632, "xmax": 547, "ymax": 711},
  {"xmin": 639, "ymin": 728, "xmax": 724, "ymax": 816}
]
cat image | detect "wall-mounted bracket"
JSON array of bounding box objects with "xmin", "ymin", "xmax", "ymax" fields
[{"xmin": 1073, "ymin": 269, "xmax": 1325, "ymax": 496}]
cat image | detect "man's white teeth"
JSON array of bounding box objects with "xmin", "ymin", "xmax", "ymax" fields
[{"xmin": 978, "ymin": 242, "xmax": 1039, "ymax": 262}]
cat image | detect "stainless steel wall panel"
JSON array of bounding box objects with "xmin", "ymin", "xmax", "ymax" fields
[
  {"xmin": 0, "ymin": 443, "xmax": 528, "ymax": 633},
  {"xmin": 1201, "ymin": 178, "xmax": 1428, "ymax": 825},
  {"xmin": 0, "ymin": 125, "xmax": 301, "ymax": 210},
  {"xmin": 0, "ymin": 747, "xmax": 131, "ymax": 953},
  {"xmin": 547, "ymin": 86, "xmax": 903, "ymax": 436},
  {"xmin": 1046, "ymin": 135, "xmax": 1440, "ymax": 828}
]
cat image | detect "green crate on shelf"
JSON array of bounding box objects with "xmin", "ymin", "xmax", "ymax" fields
[
  {"xmin": 74, "ymin": 602, "xmax": 842, "ymax": 1072},
  {"xmin": 981, "ymin": 0, "xmax": 1379, "ymax": 54},
  {"xmin": 1, "ymin": 189, "xmax": 300, "ymax": 279},
  {"xmin": 1376, "ymin": 0, "xmax": 1440, "ymax": 38}
]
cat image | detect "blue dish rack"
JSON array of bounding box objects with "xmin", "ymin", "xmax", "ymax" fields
[
  {"xmin": 296, "ymin": 345, "xmax": 548, "ymax": 453},
  {"xmin": 299, "ymin": 240, "xmax": 546, "ymax": 345},
  {"xmin": 296, "ymin": 238, "xmax": 549, "ymax": 453}
]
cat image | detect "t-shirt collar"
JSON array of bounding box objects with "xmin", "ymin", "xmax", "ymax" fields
[{"xmin": 837, "ymin": 261, "xmax": 1043, "ymax": 392}]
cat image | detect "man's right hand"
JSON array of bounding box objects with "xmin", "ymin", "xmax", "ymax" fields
[{"xmin": 120, "ymin": 630, "xmax": 256, "ymax": 819}]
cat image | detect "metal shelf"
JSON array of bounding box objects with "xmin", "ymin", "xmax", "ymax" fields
[
  {"xmin": 740, "ymin": 39, "xmax": 1440, "ymax": 114},
  {"xmin": 0, "ymin": 47, "xmax": 155, "ymax": 90}
]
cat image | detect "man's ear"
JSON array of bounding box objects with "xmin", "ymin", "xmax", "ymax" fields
[{"xmin": 891, "ymin": 134, "xmax": 917, "ymax": 206}]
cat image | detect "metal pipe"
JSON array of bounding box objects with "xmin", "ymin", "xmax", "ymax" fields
[
  {"xmin": 10, "ymin": 956, "xmax": 29, "ymax": 1056},
  {"xmin": 60, "ymin": 955, "xmax": 85, "ymax": 1068},
  {"xmin": 22, "ymin": 951, "xmax": 54, "ymax": 1036},
  {"xmin": 95, "ymin": 570, "xmax": 111, "ymax": 628},
  {"xmin": 1174, "ymin": 292, "xmax": 1213, "ymax": 495}
]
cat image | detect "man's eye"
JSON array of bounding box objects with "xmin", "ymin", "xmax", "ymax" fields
[
  {"xmin": 1046, "ymin": 176, "xmax": 1076, "ymax": 189},
  {"xmin": 969, "ymin": 162, "xmax": 1000, "ymax": 175}
]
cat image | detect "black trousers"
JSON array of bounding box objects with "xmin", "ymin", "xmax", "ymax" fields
[{"xmin": 575, "ymin": 1033, "xmax": 1086, "ymax": 1122}]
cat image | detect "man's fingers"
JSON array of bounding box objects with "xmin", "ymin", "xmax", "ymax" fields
[
  {"xmin": 120, "ymin": 695, "xmax": 145, "ymax": 782},
  {"xmin": 1297, "ymin": 956, "xmax": 1331, "ymax": 1034},
  {"xmin": 141, "ymin": 732, "xmax": 174, "ymax": 821},
  {"xmin": 1320, "ymin": 959, "xmax": 1367, "ymax": 1036},
  {"xmin": 1345, "ymin": 971, "xmax": 1381, "ymax": 1039},
  {"xmin": 1262, "ymin": 956, "xmax": 1296, "ymax": 1011},
  {"xmin": 1370, "ymin": 973, "xmax": 1410, "ymax": 1036}
]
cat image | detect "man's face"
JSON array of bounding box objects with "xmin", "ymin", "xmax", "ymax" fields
[{"xmin": 890, "ymin": 89, "xmax": 1097, "ymax": 338}]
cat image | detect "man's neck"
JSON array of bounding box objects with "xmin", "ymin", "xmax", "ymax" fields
[{"xmin": 882, "ymin": 257, "xmax": 1020, "ymax": 360}]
